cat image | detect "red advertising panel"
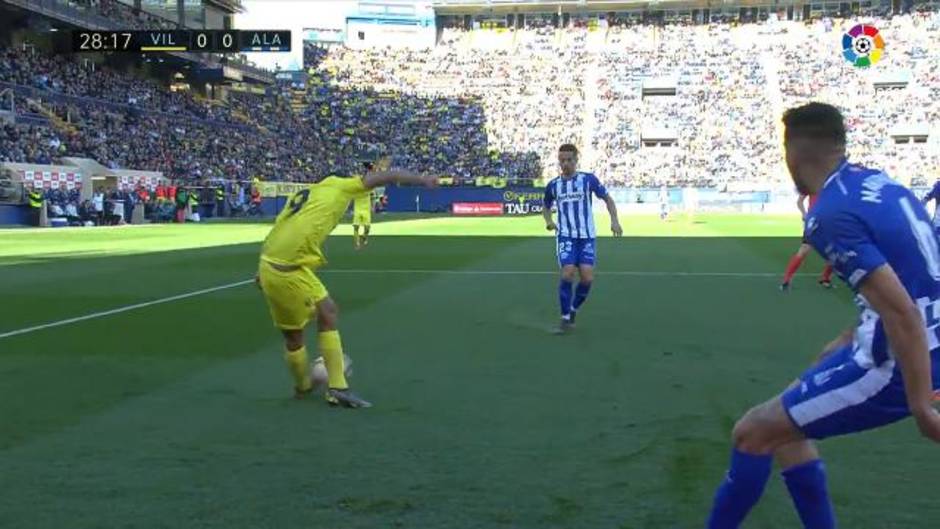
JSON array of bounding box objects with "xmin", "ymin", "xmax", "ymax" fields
[{"xmin": 452, "ymin": 202, "xmax": 503, "ymax": 216}]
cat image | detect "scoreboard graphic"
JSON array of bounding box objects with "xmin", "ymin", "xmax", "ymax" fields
[{"xmin": 71, "ymin": 30, "xmax": 291, "ymax": 53}]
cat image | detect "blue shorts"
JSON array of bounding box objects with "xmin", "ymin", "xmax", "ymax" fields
[
  {"xmin": 556, "ymin": 237, "xmax": 596, "ymax": 268},
  {"xmin": 781, "ymin": 343, "xmax": 939, "ymax": 440}
]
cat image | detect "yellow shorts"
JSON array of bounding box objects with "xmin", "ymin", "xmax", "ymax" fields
[
  {"xmin": 258, "ymin": 261, "xmax": 329, "ymax": 330},
  {"xmin": 352, "ymin": 212, "xmax": 371, "ymax": 226}
]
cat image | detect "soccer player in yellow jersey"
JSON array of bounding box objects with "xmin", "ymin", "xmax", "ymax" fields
[
  {"xmin": 257, "ymin": 167, "xmax": 437, "ymax": 408},
  {"xmin": 352, "ymin": 162, "xmax": 374, "ymax": 249}
]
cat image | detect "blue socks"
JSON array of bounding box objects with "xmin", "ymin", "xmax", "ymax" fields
[
  {"xmin": 573, "ymin": 281, "xmax": 592, "ymax": 310},
  {"xmin": 783, "ymin": 460, "xmax": 835, "ymax": 529},
  {"xmin": 559, "ymin": 279, "xmax": 573, "ymax": 317},
  {"xmin": 708, "ymin": 452, "xmax": 836, "ymax": 529},
  {"xmin": 707, "ymin": 449, "xmax": 773, "ymax": 529}
]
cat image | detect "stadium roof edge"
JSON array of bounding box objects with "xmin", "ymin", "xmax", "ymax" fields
[
  {"xmin": 432, "ymin": 0, "xmax": 788, "ymax": 13},
  {"xmin": 203, "ymin": 0, "xmax": 244, "ymax": 14}
]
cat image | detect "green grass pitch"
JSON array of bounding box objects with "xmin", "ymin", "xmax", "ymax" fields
[{"xmin": 0, "ymin": 213, "xmax": 936, "ymax": 528}]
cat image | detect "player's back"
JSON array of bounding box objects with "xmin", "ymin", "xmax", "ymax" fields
[
  {"xmin": 814, "ymin": 165, "xmax": 939, "ymax": 297},
  {"xmin": 262, "ymin": 176, "xmax": 367, "ymax": 268},
  {"xmin": 809, "ymin": 163, "xmax": 940, "ymax": 363}
]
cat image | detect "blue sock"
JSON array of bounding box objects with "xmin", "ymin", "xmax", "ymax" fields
[
  {"xmin": 573, "ymin": 281, "xmax": 592, "ymax": 310},
  {"xmin": 707, "ymin": 449, "xmax": 773, "ymax": 529},
  {"xmin": 783, "ymin": 460, "xmax": 835, "ymax": 529},
  {"xmin": 559, "ymin": 279, "xmax": 573, "ymax": 317}
]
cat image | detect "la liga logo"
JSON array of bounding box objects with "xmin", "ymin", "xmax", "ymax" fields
[{"xmin": 842, "ymin": 24, "xmax": 884, "ymax": 67}]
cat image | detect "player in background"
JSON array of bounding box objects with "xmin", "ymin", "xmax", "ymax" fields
[
  {"xmin": 705, "ymin": 102, "xmax": 940, "ymax": 529},
  {"xmin": 659, "ymin": 183, "xmax": 669, "ymax": 220},
  {"xmin": 257, "ymin": 166, "xmax": 437, "ymax": 408},
  {"xmin": 683, "ymin": 185, "xmax": 698, "ymax": 223},
  {"xmin": 780, "ymin": 191, "xmax": 835, "ymax": 290},
  {"xmin": 921, "ymin": 178, "xmax": 940, "ymax": 236},
  {"xmin": 543, "ymin": 144, "xmax": 623, "ymax": 333},
  {"xmin": 352, "ymin": 161, "xmax": 375, "ymax": 250}
]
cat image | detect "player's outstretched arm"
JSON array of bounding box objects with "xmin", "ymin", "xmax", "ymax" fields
[
  {"xmin": 603, "ymin": 195, "xmax": 623, "ymax": 237},
  {"xmin": 542, "ymin": 205, "xmax": 556, "ymax": 231},
  {"xmin": 362, "ymin": 170, "xmax": 438, "ymax": 190},
  {"xmin": 860, "ymin": 265, "xmax": 940, "ymax": 443}
]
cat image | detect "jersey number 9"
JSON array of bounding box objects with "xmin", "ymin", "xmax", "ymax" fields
[{"xmin": 287, "ymin": 189, "xmax": 310, "ymax": 217}]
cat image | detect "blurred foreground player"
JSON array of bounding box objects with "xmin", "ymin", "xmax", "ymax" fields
[
  {"xmin": 257, "ymin": 166, "xmax": 437, "ymax": 408},
  {"xmin": 780, "ymin": 191, "xmax": 834, "ymax": 290},
  {"xmin": 543, "ymin": 144, "xmax": 622, "ymax": 333},
  {"xmin": 706, "ymin": 102, "xmax": 940, "ymax": 529}
]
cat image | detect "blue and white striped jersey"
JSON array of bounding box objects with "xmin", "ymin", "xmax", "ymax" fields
[
  {"xmin": 543, "ymin": 172, "xmax": 608, "ymax": 239},
  {"xmin": 924, "ymin": 180, "xmax": 940, "ymax": 205},
  {"xmin": 806, "ymin": 159, "xmax": 940, "ymax": 368},
  {"xmin": 923, "ymin": 180, "xmax": 940, "ymax": 226}
]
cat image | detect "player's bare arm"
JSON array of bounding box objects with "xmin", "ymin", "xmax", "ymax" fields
[
  {"xmin": 603, "ymin": 195, "xmax": 622, "ymax": 237},
  {"xmin": 859, "ymin": 264, "xmax": 940, "ymax": 443},
  {"xmin": 362, "ymin": 169, "xmax": 438, "ymax": 190},
  {"xmin": 543, "ymin": 206, "xmax": 556, "ymax": 231}
]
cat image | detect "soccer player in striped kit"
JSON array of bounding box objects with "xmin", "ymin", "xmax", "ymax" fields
[
  {"xmin": 542, "ymin": 144, "xmax": 623, "ymax": 333},
  {"xmin": 706, "ymin": 102, "xmax": 940, "ymax": 529},
  {"xmin": 921, "ymin": 178, "xmax": 940, "ymax": 237}
]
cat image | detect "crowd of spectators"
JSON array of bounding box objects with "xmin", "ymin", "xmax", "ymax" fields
[
  {"xmin": 319, "ymin": 9, "xmax": 939, "ymax": 187},
  {"xmin": 64, "ymin": 0, "xmax": 180, "ymax": 31},
  {"xmin": 594, "ymin": 23, "xmax": 778, "ymax": 187},
  {"xmin": 0, "ymin": 123, "xmax": 64, "ymax": 164},
  {"xmin": 1, "ymin": 8, "xmax": 939, "ymax": 189},
  {"xmin": 778, "ymin": 10, "xmax": 940, "ymax": 186},
  {"xmin": 0, "ymin": 46, "xmax": 236, "ymax": 123}
]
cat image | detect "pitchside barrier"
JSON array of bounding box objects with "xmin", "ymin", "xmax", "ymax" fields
[{"xmin": 384, "ymin": 184, "xmax": 935, "ymax": 216}]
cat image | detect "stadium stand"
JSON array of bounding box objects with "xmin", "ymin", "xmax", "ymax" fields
[
  {"xmin": 1, "ymin": 4, "xmax": 939, "ymax": 192},
  {"xmin": 778, "ymin": 11, "xmax": 940, "ymax": 185}
]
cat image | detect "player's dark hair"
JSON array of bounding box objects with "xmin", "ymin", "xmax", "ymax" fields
[
  {"xmin": 362, "ymin": 161, "xmax": 375, "ymax": 171},
  {"xmin": 558, "ymin": 143, "xmax": 579, "ymax": 156},
  {"xmin": 782, "ymin": 102, "xmax": 846, "ymax": 146}
]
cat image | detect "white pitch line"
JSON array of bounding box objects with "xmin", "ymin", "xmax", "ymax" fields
[
  {"xmin": 323, "ymin": 269, "xmax": 814, "ymax": 278},
  {"xmin": 0, "ymin": 279, "xmax": 254, "ymax": 340},
  {"xmin": 0, "ymin": 269, "xmax": 816, "ymax": 339}
]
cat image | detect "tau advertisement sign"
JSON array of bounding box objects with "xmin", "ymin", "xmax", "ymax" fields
[
  {"xmin": 502, "ymin": 189, "xmax": 543, "ymax": 216},
  {"xmin": 386, "ymin": 185, "xmax": 546, "ymax": 214}
]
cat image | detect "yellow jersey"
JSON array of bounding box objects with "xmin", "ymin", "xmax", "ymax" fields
[
  {"xmin": 353, "ymin": 192, "xmax": 372, "ymax": 217},
  {"xmin": 261, "ymin": 176, "xmax": 368, "ymax": 269}
]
